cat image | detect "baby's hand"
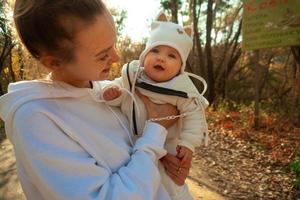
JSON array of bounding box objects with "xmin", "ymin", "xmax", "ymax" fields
[
  {"xmin": 103, "ymin": 87, "xmax": 122, "ymax": 101},
  {"xmin": 176, "ymin": 145, "xmax": 193, "ymax": 166}
]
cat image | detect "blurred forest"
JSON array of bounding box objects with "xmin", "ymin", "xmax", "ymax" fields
[
  {"xmin": 1, "ymin": 0, "xmax": 299, "ymax": 125},
  {"xmin": 0, "ymin": 0, "xmax": 300, "ymax": 198}
]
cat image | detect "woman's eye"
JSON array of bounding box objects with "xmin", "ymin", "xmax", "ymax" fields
[{"xmin": 99, "ymin": 54, "xmax": 109, "ymax": 61}]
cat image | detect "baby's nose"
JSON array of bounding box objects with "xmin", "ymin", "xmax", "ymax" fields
[{"xmin": 157, "ymin": 55, "xmax": 165, "ymax": 62}]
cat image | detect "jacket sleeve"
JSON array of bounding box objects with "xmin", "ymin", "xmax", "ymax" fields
[
  {"xmin": 176, "ymin": 97, "xmax": 209, "ymax": 152},
  {"xmin": 12, "ymin": 104, "xmax": 169, "ymax": 200}
]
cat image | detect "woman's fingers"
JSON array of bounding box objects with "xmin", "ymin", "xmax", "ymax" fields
[
  {"xmin": 160, "ymin": 153, "xmax": 190, "ymax": 185},
  {"xmin": 161, "ymin": 156, "xmax": 178, "ymax": 172},
  {"xmin": 161, "ymin": 159, "xmax": 189, "ymax": 186},
  {"xmin": 164, "ymin": 168, "xmax": 185, "ymax": 186},
  {"xmin": 161, "ymin": 153, "xmax": 180, "ymax": 167},
  {"xmin": 181, "ymin": 154, "xmax": 193, "ymax": 167}
]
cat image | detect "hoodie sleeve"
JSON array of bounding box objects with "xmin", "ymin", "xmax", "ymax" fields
[
  {"xmin": 12, "ymin": 104, "xmax": 169, "ymax": 200},
  {"xmin": 177, "ymin": 97, "xmax": 209, "ymax": 152}
]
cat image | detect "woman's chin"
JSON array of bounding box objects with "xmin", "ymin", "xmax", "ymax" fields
[{"xmin": 98, "ymin": 72, "xmax": 110, "ymax": 80}]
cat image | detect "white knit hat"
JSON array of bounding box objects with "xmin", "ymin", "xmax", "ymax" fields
[{"xmin": 139, "ymin": 13, "xmax": 193, "ymax": 73}]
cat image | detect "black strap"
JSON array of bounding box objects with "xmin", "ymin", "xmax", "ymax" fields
[
  {"xmin": 136, "ymin": 81, "xmax": 189, "ymax": 98},
  {"xmin": 126, "ymin": 62, "xmax": 138, "ymax": 135}
]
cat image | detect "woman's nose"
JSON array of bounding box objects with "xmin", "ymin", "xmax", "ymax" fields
[{"xmin": 109, "ymin": 47, "xmax": 120, "ymax": 64}]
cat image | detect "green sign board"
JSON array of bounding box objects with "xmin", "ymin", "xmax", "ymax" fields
[{"xmin": 242, "ymin": 0, "xmax": 300, "ymax": 50}]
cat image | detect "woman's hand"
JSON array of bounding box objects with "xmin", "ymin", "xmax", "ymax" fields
[
  {"xmin": 136, "ymin": 90, "xmax": 178, "ymax": 129},
  {"xmin": 176, "ymin": 145, "xmax": 193, "ymax": 166},
  {"xmin": 160, "ymin": 153, "xmax": 192, "ymax": 186}
]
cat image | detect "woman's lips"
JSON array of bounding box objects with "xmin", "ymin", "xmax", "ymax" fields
[{"xmin": 102, "ymin": 68, "xmax": 110, "ymax": 73}]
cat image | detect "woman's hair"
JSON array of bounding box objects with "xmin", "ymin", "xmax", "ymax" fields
[{"xmin": 14, "ymin": 0, "xmax": 106, "ymax": 63}]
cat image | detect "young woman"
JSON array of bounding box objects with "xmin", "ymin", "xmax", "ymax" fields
[{"xmin": 0, "ymin": 1, "xmax": 191, "ymax": 199}]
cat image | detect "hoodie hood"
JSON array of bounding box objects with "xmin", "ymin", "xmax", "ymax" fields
[{"xmin": 0, "ymin": 80, "xmax": 102, "ymax": 141}]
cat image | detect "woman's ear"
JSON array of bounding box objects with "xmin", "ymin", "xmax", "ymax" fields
[
  {"xmin": 40, "ymin": 54, "xmax": 62, "ymax": 71},
  {"xmin": 183, "ymin": 25, "xmax": 193, "ymax": 37},
  {"xmin": 156, "ymin": 12, "xmax": 168, "ymax": 22}
]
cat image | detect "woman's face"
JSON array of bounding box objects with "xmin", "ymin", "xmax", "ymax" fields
[{"xmin": 55, "ymin": 12, "xmax": 120, "ymax": 88}]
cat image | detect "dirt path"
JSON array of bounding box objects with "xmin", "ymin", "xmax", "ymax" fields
[
  {"xmin": 0, "ymin": 139, "xmax": 25, "ymax": 200},
  {"xmin": 0, "ymin": 136, "xmax": 225, "ymax": 200}
]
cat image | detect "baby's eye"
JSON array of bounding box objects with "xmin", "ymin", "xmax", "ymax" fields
[
  {"xmin": 150, "ymin": 48, "xmax": 159, "ymax": 53},
  {"xmin": 169, "ymin": 54, "xmax": 176, "ymax": 59}
]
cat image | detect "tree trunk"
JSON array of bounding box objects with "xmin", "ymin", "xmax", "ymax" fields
[
  {"xmin": 0, "ymin": 37, "xmax": 9, "ymax": 72},
  {"xmin": 205, "ymin": 0, "xmax": 215, "ymax": 103},
  {"xmin": 170, "ymin": 0, "xmax": 179, "ymax": 23},
  {"xmin": 8, "ymin": 44, "xmax": 16, "ymax": 82},
  {"xmin": 161, "ymin": 0, "xmax": 180, "ymax": 23},
  {"xmin": 186, "ymin": 0, "xmax": 207, "ymax": 93},
  {"xmin": 0, "ymin": 34, "xmax": 14, "ymax": 76},
  {"xmin": 17, "ymin": 46, "xmax": 25, "ymax": 80},
  {"xmin": 0, "ymin": 82, "xmax": 3, "ymax": 96},
  {"xmin": 192, "ymin": 0, "xmax": 205, "ymax": 76},
  {"xmin": 291, "ymin": 46, "xmax": 300, "ymax": 126},
  {"xmin": 254, "ymin": 50, "xmax": 261, "ymax": 129},
  {"xmin": 216, "ymin": 20, "xmax": 242, "ymax": 99}
]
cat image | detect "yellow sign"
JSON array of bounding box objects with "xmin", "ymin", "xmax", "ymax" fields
[{"xmin": 242, "ymin": 0, "xmax": 300, "ymax": 50}]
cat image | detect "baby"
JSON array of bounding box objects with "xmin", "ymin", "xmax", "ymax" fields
[{"xmin": 102, "ymin": 12, "xmax": 209, "ymax": 200}]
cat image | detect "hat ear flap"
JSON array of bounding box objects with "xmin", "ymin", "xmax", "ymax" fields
[
  {"xmin": 183, "ymin": 26, "xmax": 193, "ymax": 37},
  {"xmin": 156, "ymin": 12, "xmax": 168, "ymax": 22}
]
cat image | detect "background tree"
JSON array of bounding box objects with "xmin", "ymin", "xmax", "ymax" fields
[
  {"xmin": 110, "ymin": 8, "xmax": 127, "ymax": 38},
  {"xmin": 0, "ymin": 0, "xmax": 15, "ymax": 95},
  {"xmin": 290, "ymin": 46, "xmax": 300, "ymax": 125},
  {"xmin": 161, "ymin": 0, "xmax": 182, "ymax": 23}
]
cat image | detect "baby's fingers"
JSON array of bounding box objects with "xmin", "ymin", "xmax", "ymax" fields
[{"xmin": 111, "ymin": 87, "xmax": 121, "ymax": 97}]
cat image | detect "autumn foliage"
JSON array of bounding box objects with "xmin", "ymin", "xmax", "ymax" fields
[{"xmin": 208, "ymin": 100, "xmax": 300, "ymax": 167}]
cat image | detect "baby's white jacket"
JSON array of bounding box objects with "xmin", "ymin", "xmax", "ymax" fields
[{"xmin": 103, "ymin": 60, "xmax": 209, "ymax": 153}]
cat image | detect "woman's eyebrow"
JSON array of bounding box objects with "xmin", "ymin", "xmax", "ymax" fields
[{"xmin": 94, "ymin": 45, "xmax": 113, "ymax": 57}]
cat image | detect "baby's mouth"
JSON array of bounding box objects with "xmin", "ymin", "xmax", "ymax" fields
[{"xmin": 154, "ymin": 64, "xmax": 164, "ymax": 71}]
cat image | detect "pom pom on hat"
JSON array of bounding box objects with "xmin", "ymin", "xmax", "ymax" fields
[{"xmin": 139, "ymin": 12, "xmax": 193, "ymax": 73}]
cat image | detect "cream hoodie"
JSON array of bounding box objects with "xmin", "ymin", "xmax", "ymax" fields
[{"xmin": 0, "ymin": 80, "xmax": 171, "ymax": 200}]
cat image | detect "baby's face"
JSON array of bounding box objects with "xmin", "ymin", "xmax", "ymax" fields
[{"xmin": 143, "ymin": 45, "xmax": 182, "ymax": 82}]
